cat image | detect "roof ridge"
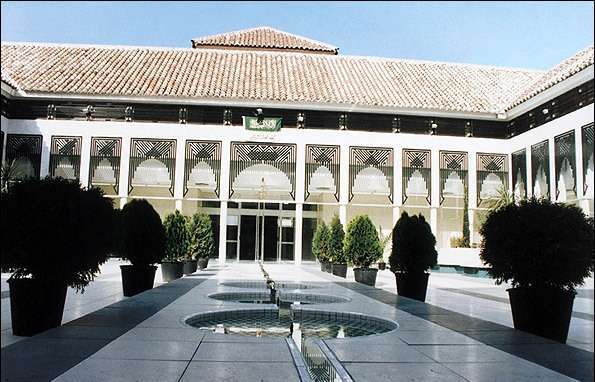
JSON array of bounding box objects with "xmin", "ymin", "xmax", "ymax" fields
[{"xmin": 1, "ymin": 41, "xmax": 541, "ymax": 73}]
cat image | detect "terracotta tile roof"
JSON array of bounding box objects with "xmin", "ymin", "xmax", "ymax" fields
[
  {"xmin": 191, "ymin": 26, "xmax": 339, "ymax": 55},
  {"xmin": 506, "ymin": 46, "xmax": 594, "ymax": 110},
  {"xmin": 1, "ymin": 41, "xmax": 546, "ymax": 115}
]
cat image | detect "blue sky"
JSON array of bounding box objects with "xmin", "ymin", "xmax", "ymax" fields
[{"xmin": 1, "ymin": 1, "xmax": 593, "ymax": 70}]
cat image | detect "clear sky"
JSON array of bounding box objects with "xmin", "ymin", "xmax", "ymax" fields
[{"xmin": 1, "ymin": 1, "xmax": 593, "ymax": 70}]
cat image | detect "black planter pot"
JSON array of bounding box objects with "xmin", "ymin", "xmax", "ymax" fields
[
  {"xmin": 121, "ymin": 265, "xmax": 157, "ymax": 297},
  {"xmin": 378, "ymin": 262, "xmax": 387, "ymax": 271},
  {"xmin": 508, "ymin": 287, "xmax": 575, "ymax": 343},
  {"xmin": 354, "ymin": 268, "xmax": 378, "ymax": 286},
  {"xmin": 161, "ymin": 261, "xmax": 184, "ymax": 282},
  {"xmin": 394, "ymin": 272, "xmax": 429, "ymax": 302},
  {"xmin": 197, "ymin": 257, "xmax": 209, "ymax": 270},
  {"xmin": 183, "ymin": 260, "xmax": 197, "ymax": 275},
  {"xmin": 7, "ymin": 278, "xmax": 67, "ymax": 336},
  {"xmin": 331, "ymin": 263, "xmax": 347, "ymax": 278},
  {"xmin": 324, "ymin": 262, "xmax": 332, "ymax": 273}
]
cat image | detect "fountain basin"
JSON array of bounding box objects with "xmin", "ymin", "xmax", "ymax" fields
[{"xmin": 209, "ymin": 291, "xmax": 351, "ymax": 305}]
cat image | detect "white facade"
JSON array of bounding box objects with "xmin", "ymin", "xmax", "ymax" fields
[{"xmin": 1, "ymin": 102, "xmax": 593, "ymax": 266}]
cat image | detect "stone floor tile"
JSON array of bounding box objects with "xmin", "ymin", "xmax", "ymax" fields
[
  {"xmin": 53, "ymin": 358, "xmax": 187, "ymax": 382},
  {"xmin": 180, "ymin": 361, "xmax": 300, "ymax": 382},
  {"xmin": 443, "ymin": 360, "xmax": 578, "ymax": 382},
  {"xmin": 344, "ymin": 362, "xmax": 468, "ymax": 382},
  {"xmin": 328, "ymin": 342, "xmax": 434, "ymax": 363},
  {"xmin": 92, "ymin": 339, "xmax": 198, "ymax": 361},
  {"xmin": 193, "ymin": 341, "xmax": 292, "ymax": 362}
]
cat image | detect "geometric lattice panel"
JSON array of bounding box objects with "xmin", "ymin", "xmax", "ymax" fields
[
  {"xmin": 511, "ymin": 149, "xmax": 527, "ymax": 199},
  {"xmin": 89, "ymin": 137, "xmax": 121, "ymax": 193},
  {"xmin": 230, "ymin": 142, "xmax": 296, "ymax": 199},
  {"xmin": 582, "ymin": 123, "xmax": 594, "ymax": 195},
  {"xmin": 439, "ymin": 151, "xmax": 467, "ymax": 205},
  {"xmin": 5, "ymin": 134, "xmax": 43, "ymax": 179},
  {"xmin": 184, "ymin": 140, "xmax": 221, "ymax": 197},
  {"xmin": 477, "ymin": 153, "xmax": 508, "ymax": 205},
  {"xmin": 305, "ymin": 144, "xmax": 340, "ymax": 202},
  {"xmin": 531, "ymin": 140, "xmax": 550, "ymax": 199},
  {"xmin": 349, "ymin": 146, "xmax": 393, "ymax": 203},
  {"xmin": 402, "ymin": 149, "xmax": 431, "ymax": 205},
  {"xmin": 129, "ymin": 138, "xmax": 176, "ymax": 196},
  {"xmin": 554, "ymin": 131, "xmax": 576, "ymax": 199},
  {"xmin": 49, "ymin": 136, "xmax": 82, "ymax": 181}
]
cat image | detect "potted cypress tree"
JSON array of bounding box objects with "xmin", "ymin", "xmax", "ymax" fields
[
  {"xmin": 329, "ymin": 215, "xmax": 348, "ymax": 278},
  {"xmin": 162, "ymin": 210, "xmax": 188, "ymax": 281},
  {"xmin": 345, "ymin": 215, "xmax": 383, "ymax": 286},
  {"xmin": 390, "ymin": 212, "xmax": 438, "ymax": 302},
  {"xmin": 1, "ymin": 177, "xmax": 115, "ymax": 336},
  {"xmin": 188, "ymin": 212, "xmax": 215, "ymax": 270},
  {"xmin": 312, "ymin": 221, "xmax": 331, "ymax": 272},
  {"xmin": 117, "ymin": 199, "xmax": 166, "ymax": 296},
  {"xmin": 480, "ymin": 198, "xmax": 594, "ymax": 343}
]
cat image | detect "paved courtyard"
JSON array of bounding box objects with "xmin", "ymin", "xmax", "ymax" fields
[{"xmin": 1, "ymin": 261, "xmax": 593, "ymax": 381}]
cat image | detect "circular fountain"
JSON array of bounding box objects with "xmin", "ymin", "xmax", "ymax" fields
[
  {"xmin": 219, "ymin": 281, "xmax": 319, "ymax": 290},
  {"xmin": 208, "ymin": 291, "xmax": 350, "ymax": 305}
]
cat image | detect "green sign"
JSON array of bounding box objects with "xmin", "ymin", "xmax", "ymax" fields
[{"xmin": 244, "ymin": 116, "xmax": 282, "ymax": 132}]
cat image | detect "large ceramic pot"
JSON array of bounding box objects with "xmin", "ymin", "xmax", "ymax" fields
[
  {"xmin": 508, "ymin": 287, "xmax": 575, "ymax": 343},
  {"xmin": 7, "ymin": 278, "xmax": 68, "ymax": 336},
  {"xmin": 331, "ymin": 263, "xmax": 347, "ymax": 278},
  {"xmin": 197, "ymin": 257, "xmax": 209, "ymax": 270},
  {"xmin": 120, "ymin": 265, "xmax": 157, "ymax": 297},
  {"xmin": 353, "ymin": 268, "xmax": 378, "ymax": 286},
  {"xmin": 161, "ymin": 261, "xmax": 184, "ymax": 282},
  {"xmin": 378, "ymin": 262, "xmax": 387, "ymax": 271},
  {"xmin": 183, "ymin": 260, "xmax": 197, "ymax": 275},
  {"xmin": 394, "ymin": 272, "xmax": 429, "ymax": 302}
]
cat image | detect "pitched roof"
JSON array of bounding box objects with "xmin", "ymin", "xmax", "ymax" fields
[
  {"xmin": 506, "ymin": 46, "xmax": 594, "ymax": 110},
  {"xmin": 191, "ymin": 26, "xmax": 339, "ymax": 55},
  {"xmin": 1, "ymin": 41, "xmax": 547, "ymax": 115}
]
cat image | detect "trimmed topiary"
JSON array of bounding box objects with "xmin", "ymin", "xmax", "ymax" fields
[
  {"xmin": 344, "ymin": 215, "xmax": 382, "ymax": 268},
  {"xmin": 390, "ymin": 212, "xmax": 438, "ymax": 273},
  {"xmin": 117, "ymin": 199, "xmax": 165, "ymax": 266},
  {"xmin": 480, "ymin": 198, "xmax": 594, "ymax": 291},
  {"xmin": 1, "ymin": 176, "xmax": 115, "ymax": 290},
  {"xmin": 188, "ymin": 212, "xmax": 215, "ymax": 260},
  {"xmin": 163, "ymin": 210, "xmax": 190, "ymax": 262},
  {"xmin": 329, "ymin": 215, "xmax": 347, "ymax": 264},
  {"xmin": 312, "ymin": 221, "xmax": 331, "ymax": 264}
]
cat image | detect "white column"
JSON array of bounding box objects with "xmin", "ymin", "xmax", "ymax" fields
[
  {"xmin": 1, "ymin": 123, "xmax": 7, "ymax": 164},
  {"xmin": 574, "ymin": 126, "xmax": 587, "ymax": 213},
  {"xmin": 218, "ymin": 201, "xmax": 228, "ymax": 265},
  {"xmin": 294, "ymin": 203, "xmax": 303, "ymax": 265},
  {"xmin": 294, "ymin": 142, "xmax": 306, "ymax": 264},
  {"xmin": 79, "ymin": 136, "xmax": 91, "ymax": 188},
  {"xmin": 468, "ymin": 151, "xmax": 477, "ymax": 245},
  {"xmin": 218, "ymin": 140, "xmax": 231, "ymax": 264},
  {"xmin": 173, "ymin": 137, "xmax": 186, "ymax": 211},
  {"xmin": 548, "ymin": 137, "xmax": 556, "ymax": 201},
  {"xmin": 40, "ymin": 133, "xmax": 52, "ymax": 178},
  {"xmin": 526, "ymin": 145, "xmax": 533, "ymax": 198},
  {"xmin": 430, "ymin": 149, "xmax": 440, "ymax": 235},
  {"xmin": 118, "ymin": 137, "xmax": 131, "ymax": 209},
  {"xmin": 393, "ymin": 144, "xmax": 402, "ymax": 228},
  {"xmin": 339, "ymin": 144, "xmax": 350, "ymax": 225}
]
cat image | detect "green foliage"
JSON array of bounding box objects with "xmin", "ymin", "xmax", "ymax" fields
[
  {"xmin": 390, "ymin": 212, "xmax": 438, "ymax": 273},
  {"xmin": 0, "ymin": 177, "xmax": 115, "ymax": 291},
  {"xmin": 1, "ymin": 159, "xmax": 25, "ymax": 193},
  {"xmin": 163, "ymin": 210, "xmax": 190, "ymax": 261},
  {"xmin": 312, "ymin": 221, "xmax": 330, "ymax": 263},
  {"xmin": 328, "ymin": 215, "xmax": 348, "ymax": 264},
  {"xmin": 450, "ymin": 236, "xmax": 468, "ymax": 248},
  {"xmin": 486, "ymin": 185, "xmax": 516, "ymax": 214},
  {"xmin": 116, "ymin": 199, "xmax": 165, "ymax": 266},
  {"xmin": 480, "ymin": 198, "xmax": 594, "ymax": 291},
  {"xmin": 188, "ymin": 212, "xmax": 215, "ymax": 260},
  {"xmin": 344, "ymin": 215, "xmax": 383, "ymax": 268}
]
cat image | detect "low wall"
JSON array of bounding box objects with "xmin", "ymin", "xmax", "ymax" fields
[{"xmin": 437, "ymin": 248, "xmax": 485, "ymax": 268}]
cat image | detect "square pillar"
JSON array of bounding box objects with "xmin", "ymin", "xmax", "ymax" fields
[
  {"xmin": 526, "ymin": 145, "xmax": 533, "ymax": 198},
  {"xmin": 430, "ymin": 149, "xmax": 440, "ymax": 236},
  {"xmin": 118, "ymin": 137, "xmax": 132, "ymax": 209},
  {"xmin": 78, "ymin": 136, "xmax": 91, "ymax": 188},
  {"xmin": 468, "ymin": 151, "xmax": 477, "ymax": 245},
  {"xmin": 294, "ymin": 203, "xmax": 303, "ymax": 265},
  {"xmin": 218, "ymin": 201, "xmax": 228, "ymax": 265},
  {"xmin": 173, "ymin": 137, "xmax": 186, "ymax": 211},
  {"xmin": 339, "ymin": 145, "xmax": 350, "ymax": 226},
  {"xmin": 548, "ymin": 137, "xmax": 556, "ymax": 201},
  {"xmin": 40, "ymin": 132, "xmax": 52, "ymax": 178}
]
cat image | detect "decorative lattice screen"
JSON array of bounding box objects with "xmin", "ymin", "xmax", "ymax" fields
[
  {"xmin": 184, "ymin": 140, "xmax": 221, "ymax": 197},
  {"xmin": 89, "ymin": 137, "xmax": 121, "ymax": 193},
  {"xmin": 477, "ymin": 153, "xmax": 508, "ymax": 206},
  {"xmin": 531, "ymin": 140, "xmax": 550, "ymax": 199},
  {"xmin": 5, "ymin": 134, "xmax": 43, "ymax": 179},
  {"xmin": 349, "ymin": 146, "xmax": 393, "ymax": 202},
  {"xmin": 439, "ymin": 151, "xmax": 467, "ymax": 205},
  {"xmin": 402, "ymin": 149, "xmax": 431, "ymax": 205},
  {"xmin": 129, "ymin": 138, "xmax": 176, "ymax": 196},
  {"xmin": 554, "ymin": 131, "xmax": 576, "ymax": 199},
  {"xmin": 49, "ymin": 136, "xmax": 82, "ymax": 181},
  {"xmin": 511, "ymin": 149, "xmax": 527, "ymax": 199},
  {"xmin": 582, "ymin": 123, "xmax": 594, "ymax": 195},
  {"xmin": 305, "ymin": 144, "xmax": 340, "ymax": 202}
]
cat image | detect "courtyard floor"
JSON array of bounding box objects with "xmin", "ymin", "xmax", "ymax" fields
[{"xmin": 1, "ymin": 260, "xmax": 593, "ymax": 381}]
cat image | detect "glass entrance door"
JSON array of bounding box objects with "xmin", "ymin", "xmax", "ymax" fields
[
  {"xmin": 262, "ymin": 216, "xmax": 278, "ymax": 262},
  {"xmin": 239, "ymin": 215, "xmax": 256, "ymax": 260}
]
